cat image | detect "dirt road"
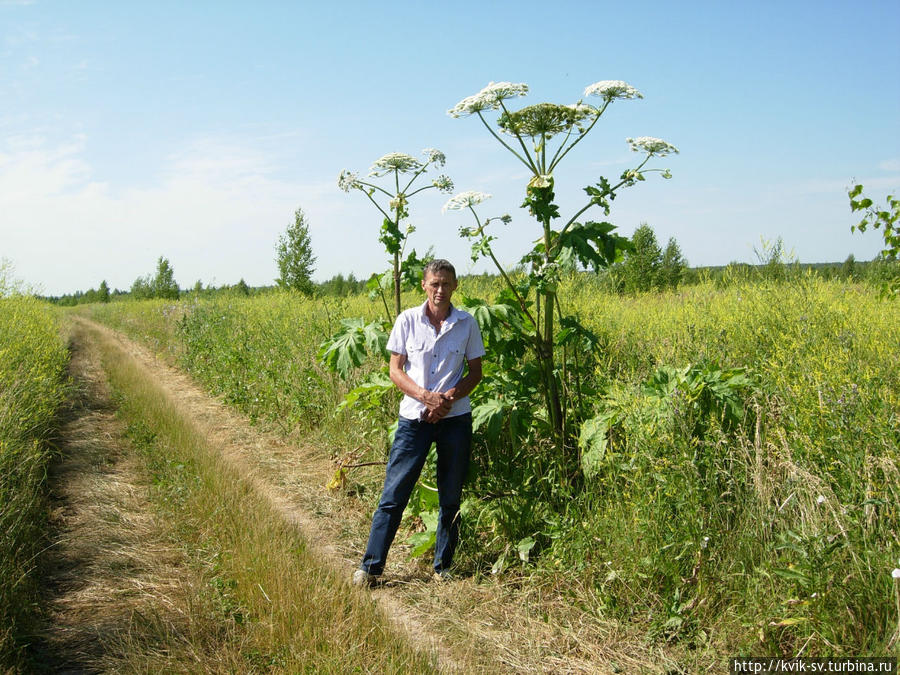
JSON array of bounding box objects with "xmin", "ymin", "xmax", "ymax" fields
[{"xmin": 30, "ymin": 317, "xmax": 649, "ymax": 673}]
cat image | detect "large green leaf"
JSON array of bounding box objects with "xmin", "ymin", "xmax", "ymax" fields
[
  {"xmin": 461, "ymin": 296, "xmax": 525, "ymax": 345},
  {"xmin": 578, "ymin": 412, "xmax": 617, "ymax": 479},
  {"xmin": 407, "ymin": 508, "xmax": 438, "ymax": 558},
  {"xmin": 472, "ymin": 397, "xmax": 507, "ymax": 441},
  {"xmin": 556, "ymin": 316, "xmax": 600, "ymax": 353},
  {"xmin": 338, "ymin": 369, "xmax": 393, "ymax": 411},
  {"xmin": 318, "ymin": 317, "xmax": 388, "ymax": 379},
  {"xmin": 557, "ymin": 221, "xmax": 631, "ymax": 271},
  {"xmin": 366, "ymin": 270, "xmax": 393, "ymax": 301}
]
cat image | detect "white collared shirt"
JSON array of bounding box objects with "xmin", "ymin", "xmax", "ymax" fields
[{"xmin": 386, "ymin": 301, "xmax": 486, "ymax": 421}]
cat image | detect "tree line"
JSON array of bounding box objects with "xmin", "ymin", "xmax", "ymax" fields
[{"xmin": 42, "ymin": 215, "xmax": 897, "ymax": 306}]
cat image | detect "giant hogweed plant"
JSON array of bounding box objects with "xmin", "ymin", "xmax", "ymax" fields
[
  {"xmin": 445, "ymin": 80, "xmax": 678, "ymax": 454},
  {"xmin": 338, "ymin": 150, "xmax": 453, "ymax": 320},
  {"xmin": 321, "ymin": 150, "xmax": 454, "ymax": 379}
]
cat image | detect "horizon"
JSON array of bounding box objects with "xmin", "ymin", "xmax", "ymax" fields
[
  {"xmin": 2, "ymin": 0, "xmax": 898, "ymax": 296},
  {"xmin": 36, "ymin": 254, "xmax": 881, "ymax": 299}
]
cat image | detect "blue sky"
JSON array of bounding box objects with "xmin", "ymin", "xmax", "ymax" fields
[{"xmin": 2, "ymin": 0, "xmax": 898, "ymax": 295}]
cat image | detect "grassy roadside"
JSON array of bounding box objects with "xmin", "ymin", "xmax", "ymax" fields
[
  {"xmin": 0, "ymin": 296, "xmax": 68, "ymax": 671},
  {"xmin": 82, "ymin": 320, "xmax": 438, "ymax": 673}
]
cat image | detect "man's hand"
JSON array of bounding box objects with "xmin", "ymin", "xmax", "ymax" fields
[
  {"xmin": 422, "ymin": 390, "xmax": 453, "ymax": 423},
  {"xmin": 419, "ymin": 360, "xmax": 482, "ymax": 424}
]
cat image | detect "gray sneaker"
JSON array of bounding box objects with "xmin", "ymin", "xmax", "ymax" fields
[
  {"xmin": 432, "ymin": 569, "xmax": 453, "ymax": 583},
  {"xmin": 352, "ymin": 569, "xmax": 378, "ymax": 587}
]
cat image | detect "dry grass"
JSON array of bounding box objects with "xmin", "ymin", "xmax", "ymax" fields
[
  {"xmin": 30, "ymin": 320, "xmax": 199, "ymax": 672},
  {"xmin": 68, "ymin": 316, "xmax": 685, "ymax": 673},
  {"xmin": 73, "ymin": 317, "xmax": 439, "ymax": 673}
]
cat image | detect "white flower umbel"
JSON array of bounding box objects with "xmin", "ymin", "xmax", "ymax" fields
[
  {"xmin": 627, "ymin": 136, "xmax": 679, "ymax": 157},
  {"xmin": 369, "ymin": 152, "xmax": 423, "ymax": 176},
  {"xmin": 893, "ymin": 568, "xmax": 900, "ymax": 579},
  {"xmin": 448, "ymin": 81, "xmax": 529, "ymax": 118},
  {"xmin": 816, "ymin": 495, "xmax": 826, "ymax": 505},
  {"xmin": 337, "ymin": 169, "xmax": 360, "ymax": 193},
  {"xmin": 584, "ymin": 80, "xmax": 643, "ymax": 101},
  {"xmin": 442, "ymin": 191, "xmax": 492, "ymax": 213},
  {"xmin": 432, "ymin": 175, "xmax": 454, "ymax": 192},
  {"xmin": 423, "ymin": 148, "xmax": 446, "ymax": 166}
]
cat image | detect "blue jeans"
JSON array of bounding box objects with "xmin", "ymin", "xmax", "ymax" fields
[{"xmin": 360, "ymin": 413, "xmax": 472, "ymax": 575}]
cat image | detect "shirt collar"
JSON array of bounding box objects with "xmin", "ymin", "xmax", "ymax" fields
[{"xmin": 418, "ymin": 300, "xmax": 459, "ymax": 327}]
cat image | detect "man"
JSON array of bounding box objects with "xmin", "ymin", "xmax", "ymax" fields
[{"xmin": 353, "ymin": 259, "xmax": 484, "ymax": 586}]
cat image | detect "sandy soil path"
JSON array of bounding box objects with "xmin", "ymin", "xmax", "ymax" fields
[{"xmin": 30, "ymin": 320, "xmax": 191, "ymax": 673}]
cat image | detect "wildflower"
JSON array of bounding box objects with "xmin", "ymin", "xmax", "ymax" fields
[
  {"xmin": 443, "ymin": 191, "xmax": 492, "ymax": 212},
  {"xmin": 498, "ymin": 102, "xmax": 594, "ymax": 138},
  {"xmin": 568, "ymin": 103, "xmax": 598, "ymax": 131},
  {"xmin": 369, "ymin": 153, "xmax": 422, "ymax": 176},
  {"xmin": 337, "ymin": 169, "xmax": 360, "ymax": 192},
  {"xmin": 893, "ymin": 568, "xmax": 900, "ymax": 579},
  {"xmin": 432, "ymin": 175, "xmax": 454, "ymax": 193},
  {"xmin": 448, "ymin": 81, "xmax": 529, "ymax": 118},
  {"xmin": 423, "ymin": 148, "xmax": 446, "ymax": 166},
  {"xmin": 701, "ymin": 536, "xmax": 710, "ymax": 549},
  {"xmin": 627, "ymin": 136, "xmax": 679, "ymax": 157},
  {"xmin": 584, "ymin": 80, "xmax": 643, "ymax": 101},
  {"xmin": 816, "ymin": 495, "xmax": 826, "ymax": 505}
]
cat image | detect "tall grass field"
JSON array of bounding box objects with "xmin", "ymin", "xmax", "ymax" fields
[
  {"xmin": 0, "ymin": 295, "xmax": 68, "ymax": 667},
  {"xmin": 86, "ymin": 276, "xmax": 900, "ymax": 660}
]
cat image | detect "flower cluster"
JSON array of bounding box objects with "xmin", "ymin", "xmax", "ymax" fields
[
  {"xmin": 584, "ymin": 80, "xmax": 643, "ymax": 101},
  {"xmin": 627, "ymin": 136, "xmax": 679, "ymax": 157},
  {"xmin": 442, "ymin": 190, "xmax": 492, "ymax": 212},
  {"xmin": 447, "ymin": 81, "xmax": 529, "ymax": 118},
  {"xmin": 369, "ymin": 152, "xmax": 423, "ymax": 176},
  {"xmin": 337, "ymin": 169, "xmax": 361, "ymax": 193},
  {"xmin": 432, "ymin": 175, "xmax": 454, "ymax": 192},
  {"xmin": 498, "ymin": 102, "xmax": 597, "ymax": 139},
  {"xmin": 423, "ymin": 148, "xmax": 446, "ymax": 166}
]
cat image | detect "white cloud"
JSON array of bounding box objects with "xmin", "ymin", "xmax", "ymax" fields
[
  {"xmin": 0, "ymin": 134, "xmax": 336, "ymax": 295},
  {"xmin": 878, "ymin": 158, "xmax": 900, "ymax": 172},
  {"xmin": 2, "ymin": 130, "xmax": 893, "ymax": 297}
]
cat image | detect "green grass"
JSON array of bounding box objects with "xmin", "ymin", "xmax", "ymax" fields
[
  {"xmin": 554, "ymin": 274, "xmax": 900, "ymax": 656},
  {"xmin": 87, "ymin": 321, "xmax": 438, "ymax": 673},
  {"xmin": 0, "ymin": 296, "xmax": 68, "ymax": 670},
  {"xmin": 84, "ymin": 275, "xmax": 900, "ymax": 663}
]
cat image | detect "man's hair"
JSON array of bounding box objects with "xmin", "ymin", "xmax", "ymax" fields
[{"xmin": 423, "ymin": 259, "xmax": 456, "ymax": 280}]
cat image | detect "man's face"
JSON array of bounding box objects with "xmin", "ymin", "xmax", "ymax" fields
[{"xmin": 422, "ymin": 269, "xmax": 458, "ymax": 310}]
